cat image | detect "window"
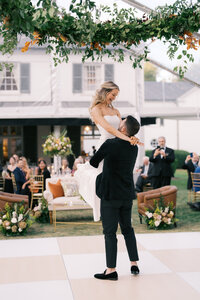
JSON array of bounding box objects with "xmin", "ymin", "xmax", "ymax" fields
[
  {"xmin": 0, "ymin": 64, "xmax": 18, "ymax": 91},
  {"xmin": 83, "ymin": 64, "xmax": 101, "ymax": 92},
  {"xmin": 73, "ymin": 63, "xmax": 114, "ymax": 93},
  {"xmin": 0, "ymin": 126, "xmax": 23, "ymax": 162},
  {"xmin": 0, "ymin": 63, "xmax": 30, "ymax": 94}
]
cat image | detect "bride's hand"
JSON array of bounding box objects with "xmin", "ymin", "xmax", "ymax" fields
[{"xmin": 129, "ymin": 136, "xmax": 144, "ymax": 146}]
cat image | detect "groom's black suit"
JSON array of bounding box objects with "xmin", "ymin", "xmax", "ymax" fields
[{"xmin": 90, "ymin": 137, "xmax": 139, "ymax": 268}]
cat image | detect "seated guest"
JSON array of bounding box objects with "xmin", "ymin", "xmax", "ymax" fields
[
  {"xmin": 7, "ymin": 156, "xmax": 16, "ymax": 177},
  {"xmin": 182, "ymin": 152, "xmax": 199, "ymax": 190},
  {"xmin": 20, "ymin": 156, "xmax": 32, "ymax": 180},
  {"xmin": 135, "ymin": 156, "xmax": 153, "ymax": 193},
  {"xmin": 61, "ymin": 158, "xmax": 71, "ymax": 175},
  {"xmin": 13, "ymin": 154, "xmax": 19, "ymax": 163},
  {"xmin": 37, "ymin": 159, "xmax": 51, "ymax": 190},
  {"xmin": 13, "ymin": 159, "xmax": 31, "ymax": 205},
  {"xmin": 13, "ymin": 159, "xmax": 27, "ymax": 194},
  {"xmin": 35, "ymin": 157, "xmax": 44, "ymax": 175},
  {"xmin": 194, "ymin": 161, "xmax": 200, "ymax": 192},
  {"xmin": 71, "ymin": 156, "xmax": 84, "ymax": 176},
  {"xmin": 4, "ymin": 156, "xmax": 16, "ymax": 193}
]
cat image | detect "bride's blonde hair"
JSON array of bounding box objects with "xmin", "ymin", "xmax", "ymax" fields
[{"xmin": 89, "ymin": 81, "xmax": 119, "ymax": 114}]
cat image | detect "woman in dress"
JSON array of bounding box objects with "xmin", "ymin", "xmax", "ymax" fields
[
  {"xmin": 4, "ymin": 156, "xmax": 17, "ymax": 193},
  {"xmin": 75, "ymin": 81, "xmax": 141, "ymax": 221},
  {"xmin": 37, "ymin": 159, "xmax": 51, "ymax": 190}
]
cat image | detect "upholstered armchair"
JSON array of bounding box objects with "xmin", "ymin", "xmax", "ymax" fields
[
  {"xmin": 137, "ymin": 185, "xmax": 178, "ymax": 224},
  {"xmin": 0, "ymin": 191, "xmax": 28, "ymax": 210}
]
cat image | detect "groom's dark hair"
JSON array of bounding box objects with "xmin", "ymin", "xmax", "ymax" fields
[{"xmin": 125, "ymin": 116, "xmax": 140, "ymax": 136}]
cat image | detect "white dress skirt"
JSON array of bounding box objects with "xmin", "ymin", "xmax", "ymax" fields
[{"xmin": 74, "ymin": 115, "xmax": 121, "ymax": 221}]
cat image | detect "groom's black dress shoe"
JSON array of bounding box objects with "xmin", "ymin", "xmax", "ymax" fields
[
  {"xmin": 131, "ymin": 265, "xmax": 140, "ymax": 275},
  {"xmin": 94, "ymin": 270, "xmax": 118, "ymax": 281}
]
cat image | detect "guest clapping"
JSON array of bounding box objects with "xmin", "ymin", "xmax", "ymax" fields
[
  {"xmin": 149, "ymin": 136, "xmax": 175, "ymax": 189},
  {"xmin": 182, "ymin": 152, "xmax": 199, "ymax": 190}
]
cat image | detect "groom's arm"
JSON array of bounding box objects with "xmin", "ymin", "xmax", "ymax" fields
[{"xmin": 90, "ymin": 140, "xmax": 111, "ymax": 168}]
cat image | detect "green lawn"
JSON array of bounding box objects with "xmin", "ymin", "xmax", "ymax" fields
[{"xmin": 0, "ymin": 169, "xmax": 199, "ymax": 240}]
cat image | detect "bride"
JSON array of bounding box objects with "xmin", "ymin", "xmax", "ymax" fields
[{"xmin": 75, "ymin": 81, "xmax": 140, "ymax": 221}]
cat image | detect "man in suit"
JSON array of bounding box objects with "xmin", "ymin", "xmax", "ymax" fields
[
  {"xmin": 90, "ymin": 116, "xmax": 140, "ymax": 281},
  {"xmin": 149, "ymin": 136, "xmax": 175, "ymax": 189},
  {"xmin": 135, "ymin": 156, "xmax": 153, "ymax": 193},
  {"xmin": 182, "ymin": 153, "xmax": 199, "ymax": 190}
]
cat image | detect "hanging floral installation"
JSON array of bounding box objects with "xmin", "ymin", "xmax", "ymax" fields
[{"xmin": 1, "ymin": 0, "xmax": 200, "ymax": 76}]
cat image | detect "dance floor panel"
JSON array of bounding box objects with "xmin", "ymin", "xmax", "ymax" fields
[{"xmin": 0, "ymin": 232, "xmax": 199, "ymax": 300}]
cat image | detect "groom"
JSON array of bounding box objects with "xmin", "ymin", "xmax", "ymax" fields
[{"xmin": 90, "ymin": 115, "xmax": 140, "ymax": 281}]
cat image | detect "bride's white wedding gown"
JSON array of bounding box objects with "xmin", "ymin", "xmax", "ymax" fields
[{"xmin": 74, "ymin": 115, "xmax": 121, "ymax": 221}]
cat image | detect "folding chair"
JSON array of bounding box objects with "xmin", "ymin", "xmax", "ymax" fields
[
  {"xmin": 191, "ymin": 173, "xmax": 200, "ymax": 202},
  {"xmin": 30, "ymin": 175, "xmax": 44, "ymax": 209}
]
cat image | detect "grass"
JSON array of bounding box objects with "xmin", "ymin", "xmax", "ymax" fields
[{"xmin": 0, "ymin": 169, "xmax": 199, "ymax": 240}]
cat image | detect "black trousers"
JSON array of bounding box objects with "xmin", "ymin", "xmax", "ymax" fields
[
  {"xmin": 151, "ymin": 176, "xmax": 171, "ymax": 189},
  {"xmin": 100, "ymin": 199, "xmax": 139, "ymax": 268},
  {"xmin": 135, "ymin": 175, "xmax": 151, "ymax": 193}
]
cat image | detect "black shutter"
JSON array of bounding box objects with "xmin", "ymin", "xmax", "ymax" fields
[
  {"xmin": 20, "ymin": 63, "xmax": 30, "ymax": 93},
  {"xmin": 105, "ymin": 64, "xmax": 114, "ymax": 81},
  {"xmin": 73, "ymin": 64, "xmax": 82, "ymax": 93}
]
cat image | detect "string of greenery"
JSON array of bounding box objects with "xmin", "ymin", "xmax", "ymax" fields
[{"xmin": 1, "ymin": 0, "xmax": 200, "ymax": 76}]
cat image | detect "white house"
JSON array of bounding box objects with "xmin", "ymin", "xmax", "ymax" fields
[{"xmin": 0, "ymin": 39, "xmax": 152, "ymax": 166}]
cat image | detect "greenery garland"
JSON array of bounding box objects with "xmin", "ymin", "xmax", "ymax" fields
[{"xmin": 1, "ymin": 0, "xmax": 200, "ymax": 77}]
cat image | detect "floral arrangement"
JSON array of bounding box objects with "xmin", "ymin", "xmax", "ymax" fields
[
  {"xmin": 0, "ymin": 202, "xmax": 33, "ymax": 236},
  {"xmin": 42, "ymin": 130, "xmax": 73, "ymax": 157},
  {"xmin": 32, "ymin": 196, "xmax": 50, "ymax": 223},
  {"xmin": 144, "ymin": 197, "xmax": 178, "ymax": 230},
  {"xmin": 1, "ymin": 0, "xmax": 200, "ymax": 77}
]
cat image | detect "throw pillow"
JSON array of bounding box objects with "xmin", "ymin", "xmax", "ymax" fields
[
  {"xmin": 48, "ymin": 179, "xmax": 64, "ymax": 199},
  {"xmin": 61, "ymin": 181, "xmax": 79, "ymax": 197}
]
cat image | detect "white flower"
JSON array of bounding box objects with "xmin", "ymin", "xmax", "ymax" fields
[
  {"xmin": 0, "ymin": 219, "xmax": 2, "ymax": 225},
  {"xmin": 12, "ymin": 211, "xmax": 17, "ymax": 218},
  {"xmin": 11, "ymin": 217, "xmax": 17, "ymax": 224},
  {"xmin": 18, "ymin": 228, "xmax": 22, "ymax": 232},
  {"xmin": 33, "ymin": 206, "xmax": 39, "ymax": 212},
  {"xmin": 148, "ymin": 212, "xmax": 153, "ymax": 218},
  {"xmin": 167, "ymin": 218, "xmax": 171, "ymax": 224},
  {"xmin": 169, "ymin": 211, "xmax": 174, "ymax": 217},
  {"xmin": 18, "ymin": 214, "xmax": 23, "ymax": 222},
  {"xmin": 145, "ymin": 212, "xmax": 153, "ymax": 218},
  {"xmin": 157, "ymin": 215, "xmax": 162, "ymax": 220},
  {"xmin": 6, "ymin": 226, "xmax": 11, "ymax": 230},
  {"xmin": 3, "ymin": 214, "xmax": 7, "ymax": 219},
  {"xmin": 155, "ymin": 220, "xmax": 161, "ymax": 227},
  {"xmin": 165, "ymin": 207, "xmax": 169, "ymax": 213}
]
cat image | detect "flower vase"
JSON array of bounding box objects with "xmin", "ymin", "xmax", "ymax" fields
[{"xmin": 53, "ymin": 155, "xmax": 62, "ymax": 175}]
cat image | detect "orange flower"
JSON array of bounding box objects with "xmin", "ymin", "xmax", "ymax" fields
[
  {"xmin": 184, "ymin": 30, "xmax": 193, "ymax": 37},
  {"xmin": 169, "ymin": 14, "xmax": 177, "ymax": 18},
  {"xmin": 81, "ymin": 42, "xmax": 86, "ymax": 47},
  {"xmin": 60, "ymin": 35, "xmax": 67, "ymax": 42},
  {"xmin": 179, "ymin": 36, "xmax": 184, "ymax": 40}
]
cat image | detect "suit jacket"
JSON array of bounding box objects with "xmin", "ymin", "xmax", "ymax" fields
[
  {"xmin": 182, "ymin": 160, "xmax": 197, "ymax": 189},
  {"xmin": 140, "ymin": 162, "xmax": 153, "ymax": 178},
  {"xmin": 149, "ymin": 147, "xmax": 175, "ymax": 177},
  {"xmin": 90, "ymin": 138, "xmax": 138, "ymax": 202},
  {"xmin": 13, "ymin": 167, "xmax": 26, "ymax": 194}
]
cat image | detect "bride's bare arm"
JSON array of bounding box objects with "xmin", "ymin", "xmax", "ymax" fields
[{"xmin": 91, "ymin": 107, "xmax": 139, "ymax": 144}]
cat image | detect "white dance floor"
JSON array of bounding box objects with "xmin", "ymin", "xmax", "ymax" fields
[{"xmin": 0, "ymin": 232, "xmax": 200, "ymax": 300}]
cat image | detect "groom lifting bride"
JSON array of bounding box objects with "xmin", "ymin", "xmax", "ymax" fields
[{"xmin": 90, "ymin": 115, "xmax": 140, "ymax": 281}]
